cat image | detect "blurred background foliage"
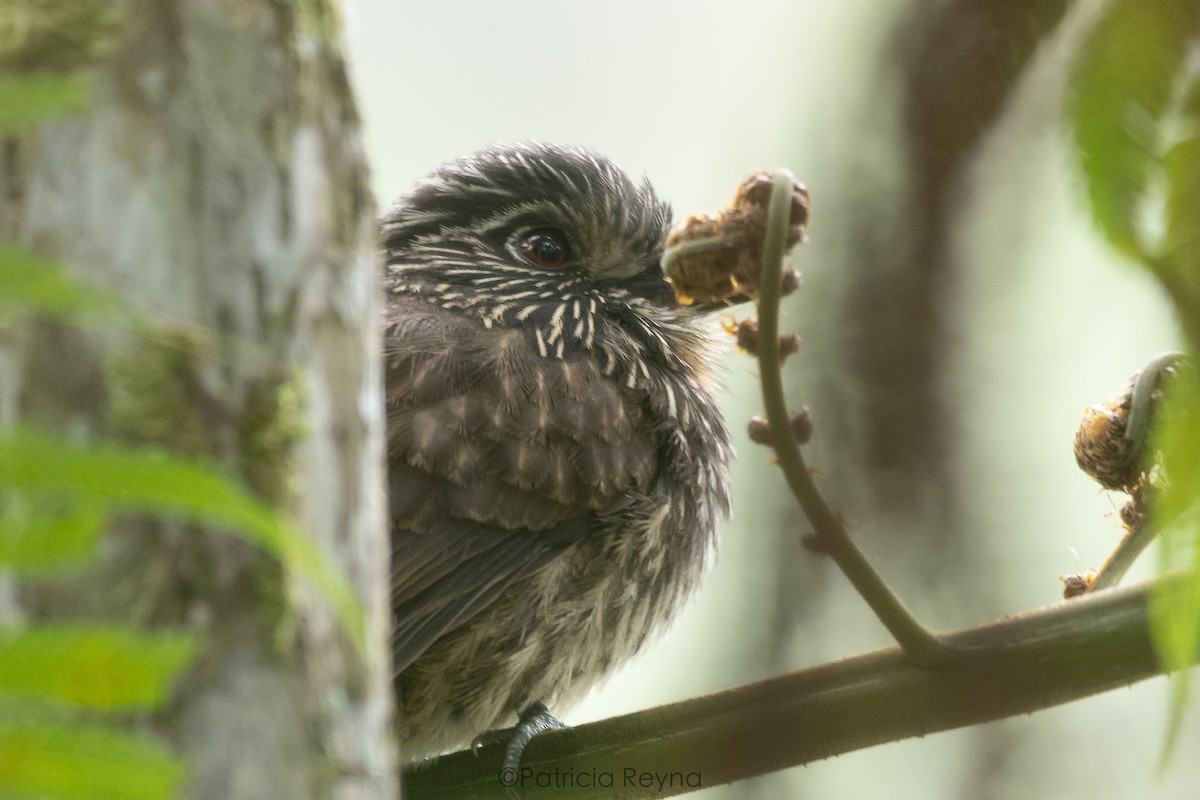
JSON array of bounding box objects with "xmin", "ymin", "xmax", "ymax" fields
[{"xmin": 347, "ymin": 0, "xmax": 1198, "ymax": 797}]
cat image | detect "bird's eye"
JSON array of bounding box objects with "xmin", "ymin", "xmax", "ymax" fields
[{"xmin": 518, "ymin": 228, "xmax": 571, "ymax": 269}]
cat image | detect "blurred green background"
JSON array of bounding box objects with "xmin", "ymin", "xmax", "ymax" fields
[{"xmin": 345, "ymin": 1, "xmax": 1197, "ymax": 797}]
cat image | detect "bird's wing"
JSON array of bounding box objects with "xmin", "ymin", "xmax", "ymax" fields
[
  {"xmin": 385, "ymin": 307, "xmax": 657, "ymax": 672},
  {"xmin": 388, "ymin": 481, "xmax": 593, "ymax": 672}
]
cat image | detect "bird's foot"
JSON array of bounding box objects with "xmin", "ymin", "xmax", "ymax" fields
[
  {"xmin": 503, "ymin": 702, "xmax": 566, "ymax": 771},
  {"xmin": 472, "ymin": 702, "xmax": 566, "ymax": 794}
]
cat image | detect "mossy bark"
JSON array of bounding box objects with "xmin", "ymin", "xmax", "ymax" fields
[{"xmin": 0, "ymin": 2, "xmax": 394, "ymax": 798}]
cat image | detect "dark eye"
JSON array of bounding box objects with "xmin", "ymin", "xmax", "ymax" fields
[{"xmin": 518, "ymin": 228, "xmax": 571, "ymax": 269}]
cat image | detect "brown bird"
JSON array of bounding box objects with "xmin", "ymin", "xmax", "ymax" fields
[{"xmin": 382, "ymin": 143, "xmax": 732, "ymax": 759}]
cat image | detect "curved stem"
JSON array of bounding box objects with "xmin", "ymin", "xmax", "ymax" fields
[
  {"xmin": 1091, "ymin": 351, "xmax": 1186, "ymax": 592},
  {"xmin": 661, "ymin": 237, "xmax": 727, "ymax": 275},
  {"xmin": 1123, "ymin": 351, "xmax": 1186, "ymax": 456},
  {"xmin": 755, "ymin": 170, "xmax": 953, "ymax": 666},
  {"xmin": 1090, "ymin": 513, "xmax": 1156, "ymax": 592}
]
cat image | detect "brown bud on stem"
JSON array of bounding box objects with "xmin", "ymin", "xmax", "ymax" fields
[
  {"xmin": 780, "ymin": 269, "xmax": 801, "ymax": 296},
  {"xmin": 663, "ymin": 171, "xmax": 810, "ymax": 305},
  {"xmin": 1060, "ymin": 572, "xmax": 1096, "ymax": 599},
  {"xmin": 747, "ymin": 415, "xmax": 772, "ymax": 445},
  {"xmin": 790, "ymin": 407, "xmax": 813, "ymax": 444},
  {"xmin": 735, "ymin": 318, "xmax": 759, "ymax": 355},
  {"xmin": 778, "ymin": 332, "xmax": 799, "ymax": 361}
]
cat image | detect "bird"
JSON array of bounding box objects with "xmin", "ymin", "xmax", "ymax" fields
[{"xmin": 381, "ymin": 142, "xmax": 733, "ymax": 760}]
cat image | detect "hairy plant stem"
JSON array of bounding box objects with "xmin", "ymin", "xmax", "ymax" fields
[
  {"xmin": 755, "ymin": 170, "xmax": 952, "ymax": 665},
  {"xmin": 1091, "ymin": 512, "xmax": 1157, "ymax": 592}
]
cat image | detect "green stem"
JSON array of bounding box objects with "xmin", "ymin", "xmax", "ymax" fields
[
  {"xmin": 1123, "ymin": 352, "xmax": 1186, "ymax": 457},
  {"xmin": 1090, "ymin": 512, "xmax": 1156, "ymax": 592},
  {"xmin": 755, "ymin": 170, "xmax": 953, "ymax": 666}
]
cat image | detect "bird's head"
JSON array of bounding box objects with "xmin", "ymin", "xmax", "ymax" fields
[{"xmin": 381, "ymin": 142, "xmax": 695, "ymax": 362}]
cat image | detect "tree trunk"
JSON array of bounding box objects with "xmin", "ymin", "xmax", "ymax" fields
[{"xmin": 0, "ymin": 2, "xmax": 395, "ymax": 798}]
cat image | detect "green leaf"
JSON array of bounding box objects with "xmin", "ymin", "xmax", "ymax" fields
[
  {"xmin": 1158, "ymin": 671, "xmax": 1192, "ymax": 776},
  {"xmin": 1162, "ymin": 117, "xmax": 1200, "ymax": 328},
  {"xmin": 1148, "ymin": 369, "xmax": 1200, "ymax": 768},
  {"xmin": 0, "ymin": 426, "xmax": 367, "ymax": 655},
  {"xmin": 1150, "ymin": 372, "xmax": 1200, "ymax": 669},
  {"xmin": 0, "ymin": 626, "xmax": 195, "ymax": 711},
  {"xmin": 1149, "ymin": 570, "xmax": 1199, "ymax": 773},
  {"xmin": 1069, "ymin": 0, "xmax": 1199, "ymax": 258},
  {"xmin": 0, "ymin": 723, "xmax": 183, "ymax": 800},
  {"xmin": 0, "ymin": 0, "xmax": 121, "ymax": 73},
  {"xmin": 0, "ymin": 246, "xmax": 126, "ymax": 324},
  {"xmin": 0, "ymin": 696, "xmax": 90, "ymax": 728},
  {"xmin": 0, "ymin": 75, "xmax": 92, "ymax": 133},
  {"xmin": 0, "ymin": 490, "xmax": 107, "ymax": 572}
]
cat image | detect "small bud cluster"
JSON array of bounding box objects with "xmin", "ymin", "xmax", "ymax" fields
[
  {"xmin": 724, "ymin": 318, "xmax": 799, "ymax": 362},
  {"xmin": 745, "ymin": 408, "xmax": 813, "ymax": 446},
  {"xmin": 1059, "ymin": 571, "xmax": 1097, "ymax": 599},
  {"xmin": 663, "ymin": 171, "xmax": 809, "ymax": 305},
  {"xmin": 1072, "ymin": 374, "xmax": 1142, "ymax": 493}
]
